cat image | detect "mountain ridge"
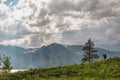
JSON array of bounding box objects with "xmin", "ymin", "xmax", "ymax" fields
[{"xmin": 0, "ymin": 43, "xmax": 119, "ymax": 69}]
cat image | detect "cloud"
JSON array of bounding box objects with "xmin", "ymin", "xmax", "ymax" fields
[
  {"xmin": 48, "ymin": 0, "xmax": 120, "ymax": 20},
  {"xmin": 0, "ymin": 0, "xmax": 120, "ymax": 51}
]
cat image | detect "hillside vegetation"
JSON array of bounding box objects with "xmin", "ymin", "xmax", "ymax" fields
[{"xmin": 0, "ymin": 57, "xmax": 120, "ymax": 80}]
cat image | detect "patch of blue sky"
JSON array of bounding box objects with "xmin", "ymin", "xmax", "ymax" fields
[
  {"xmin": 4, "ymin": 0, "xmax": 19, "ymax": 10},
  {"xmin": 4, "ymin": 0, "xmax": 19, "ymax": 6}
]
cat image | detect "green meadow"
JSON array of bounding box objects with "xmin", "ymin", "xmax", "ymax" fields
[{"xmin": 0, "ymin": 57, "xmax": 120, "ymax": 80}]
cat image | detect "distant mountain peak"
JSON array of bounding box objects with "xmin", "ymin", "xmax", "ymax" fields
[
  {"xmin": 0, "ymin": 43, "xmax": 119, "ymax": 69},
  {"xmin": 48, "ymin": 43, "xmax": 62, "ymax": 46},
  {"xmin": 47, "ymin": 43, "xmax": 64, "ymax": 47}
]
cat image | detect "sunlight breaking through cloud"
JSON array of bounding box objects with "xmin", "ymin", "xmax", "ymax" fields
[{"xmin": 0, "ymin": 0, "xmax": 120, "ymax": 51}]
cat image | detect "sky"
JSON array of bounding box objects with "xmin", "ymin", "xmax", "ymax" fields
[{"xmin": 0, "ymin": 0, "xmax": 120, "ymax": 51}]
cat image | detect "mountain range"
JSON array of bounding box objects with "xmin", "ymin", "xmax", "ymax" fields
[{"xmin": 0, "ymin": 43, "xmax": 119, "ymax": 69}]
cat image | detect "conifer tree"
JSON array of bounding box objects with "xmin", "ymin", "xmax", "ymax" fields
[{"xmin": 82, "ymin": 39, "xmax": 99, "ymax": 63}]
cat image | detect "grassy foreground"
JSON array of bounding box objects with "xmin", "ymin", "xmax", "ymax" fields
[{"xmin": 0, "ymin": 57, "xmax": 120, "ymax": 80}]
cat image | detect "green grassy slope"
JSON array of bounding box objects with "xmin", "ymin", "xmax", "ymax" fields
[{"xmin": 0, "ymin": 57, "xmax": 120, "ymax": 80}]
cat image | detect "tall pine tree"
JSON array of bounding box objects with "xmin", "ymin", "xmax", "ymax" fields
[{"xmin": 82, "ymin": 39, "xmax": 99, "ymax": 63}]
